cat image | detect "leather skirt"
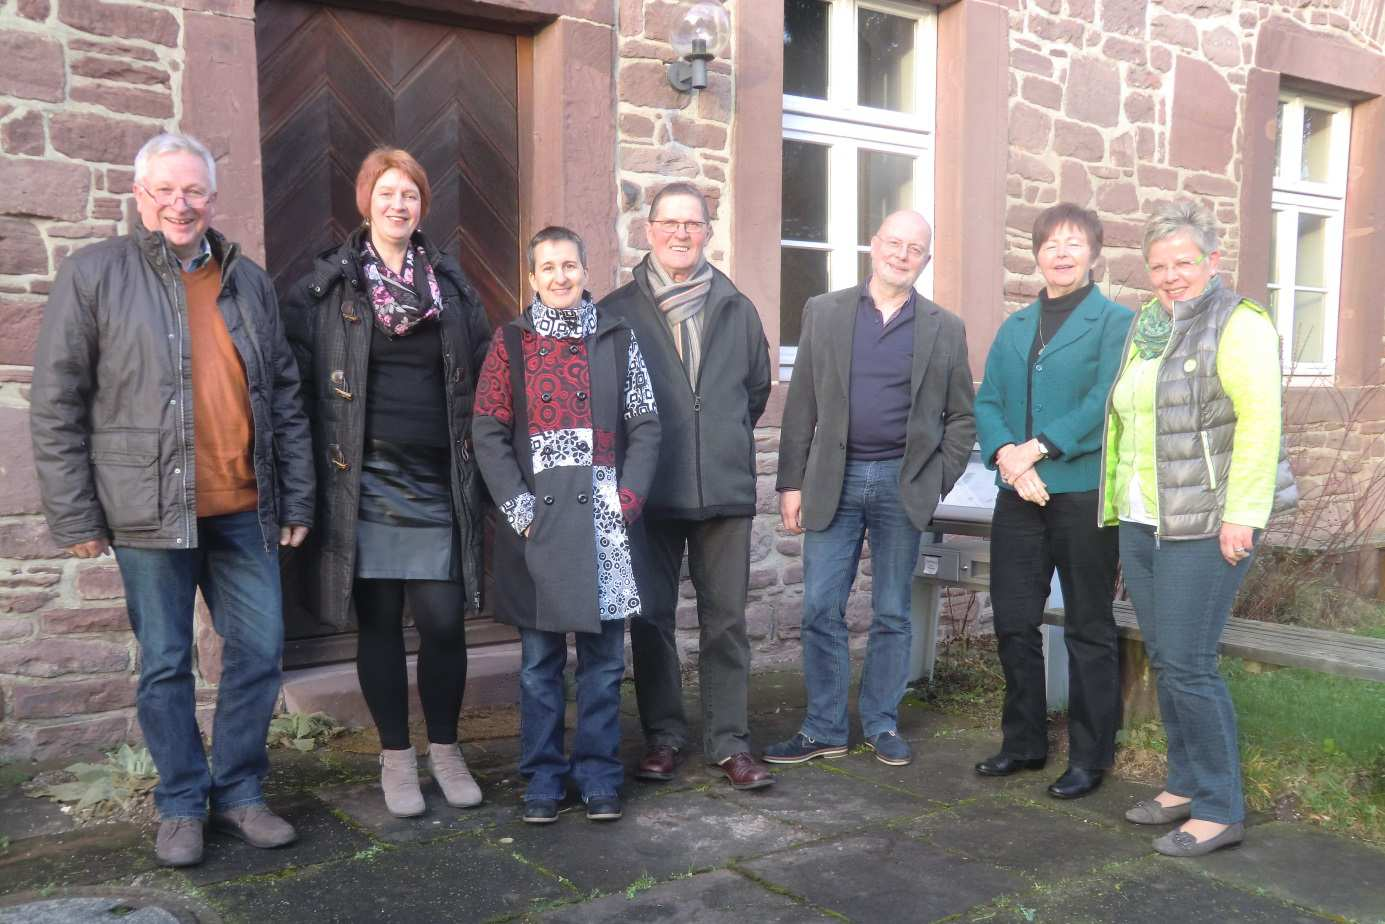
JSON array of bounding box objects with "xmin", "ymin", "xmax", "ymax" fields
[{"xmin": 355, "ymin": 438, "xmax": 458, "ymax": 581}]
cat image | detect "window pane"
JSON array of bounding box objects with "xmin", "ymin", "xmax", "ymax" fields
[
  {"xmin": 1294, "ymin": 213, "xmax": 1327, "ymax": 288},
  {"xmin": 782, "ymin": 140, "xmax": 829, "ymax": 242},
  {"xmin": 1268, "ymin": 214, "xmax": 1279, "ymax": 285},
  {"xmin": 1292, "ymin": 291, "xmax": 1327, "ymax": 364},
  {"xmin": 858, "ymin": 9, "xmax": 915, "ymax": 112},
  {"xmin": 1267, "ymin": 287, "xmax": 1280, "ymax": 325},
  {"xmin": 1273, "ymin": 100, "xmax": 1285, "ymax": 179},
  {"xmin": 1301, "ymin": 107, "xmax": 1335, "ymax": 183},
  {"xmin": 784, "ymin": 0, "xmax": 828, "ymax": 100},
  {"xmin": 780, "ymin": 247, "xmax": 829, "ymax": 348},
  {"xmin": 858, "ymin": 150, "xmax": 915, "ymax": 246}
]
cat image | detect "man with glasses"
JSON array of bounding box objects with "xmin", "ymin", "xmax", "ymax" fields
[
  {"xmin": 31, "ymin": 132, "xmax": 314, "ymax": 867},
  {"xmin": 599, "ymin": 182, "xmax": 775, "ymax": 791},
  {"xmin": 767, "ymin": 210, "xmax": 974, "ymax": 767}
]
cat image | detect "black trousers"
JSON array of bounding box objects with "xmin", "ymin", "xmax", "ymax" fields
[
  {"xmin": 629, "ymin": 515, "xmax": 753, "ymax": 762},
  {"xmin": 989, "ymin": 488, "xmax": 1120, "ymax": 769},
  {"xmin": 354, "ymin": 578, "xmax": 468, "ymax": 751}
]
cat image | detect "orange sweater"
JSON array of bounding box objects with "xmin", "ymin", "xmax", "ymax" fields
[{"xmin": 183, "ymin": 259, "xmax": 258, "ymax": 517}]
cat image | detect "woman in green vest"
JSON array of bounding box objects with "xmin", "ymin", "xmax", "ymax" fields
[
  {"xmin": 1101, "ymin": 198, "xmax": 1295, "ymax": 857},
  {"xmin": 974, "ymin": 203, "xmax": 1132, "ymax": 800}
]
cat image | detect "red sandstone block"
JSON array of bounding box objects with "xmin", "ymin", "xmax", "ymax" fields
[
  {"xmin": 58, "ymin": 0, "xmax": 179, "ymax": 47},
  {"xmin": 70, "ymin": 83, "xmax": 174, "ymax": 120},
  {"xmin": 1, "ymin": 111, "xmax": 45, "ymax": 157},
  {"xmin": 0, "ymin": 638, "xmax": 129, "ymax": 677},
  {"xmin": 0, "ymin": 617, "xmax": 35, "ymax": 642},
  {"xmin": 0, "ymin": 157, "xmax": 91, "ymax": 221},
  {"xmin": 619, "ymin": 60, "xmax": 690, "ymax": 111},
  {"xmin": 8, "ymin": 676, "xmax": 138, "ymax": 718},
  {"xmin": 0, "ymin": 218, "xmax": 48, "ymax": 276},
  {"xmin": 40, "ymin": 606, "xmax": 129, "ymax": 635},
  {"xmin": 0, "ymin": 31, "xmax": 65, "ymax": 103},
  {"xmin": 28, "ymin": 714, "xmax": 131, "ymax": 762},
  {"xmin": 77, "ymin": 565, "xmax": 125, "ymax": 601},
  {"xmin": 51, "ymin": 112, "xmax": 157, "ymax": 166},
  {"xmin": 70, "ymin": 55, "xmax": 171, "ymax": 87}
]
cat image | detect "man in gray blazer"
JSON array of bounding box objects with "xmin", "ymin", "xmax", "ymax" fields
[{"xmin": 766, "ymin": 210, "xmax": 975, "ymax": 767}]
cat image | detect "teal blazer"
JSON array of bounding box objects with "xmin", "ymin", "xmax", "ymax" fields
[{"xmin": 975, "ymin": 287, "xmax": 1132, "ymax": 494}]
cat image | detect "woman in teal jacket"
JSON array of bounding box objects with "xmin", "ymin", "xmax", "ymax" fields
[{"xmin": 973, "ymin": 203, "xmax": 1132, "ymax": 800}]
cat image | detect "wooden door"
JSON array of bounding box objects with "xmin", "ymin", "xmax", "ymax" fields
[{"xmin": 256, "ymin": 0, "xmax": 522, "ymax": 661}]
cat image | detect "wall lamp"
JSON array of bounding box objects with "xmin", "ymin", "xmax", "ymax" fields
[{"xmin": 667, "ymin": 1, "xmax": 730, "ymax": 92}]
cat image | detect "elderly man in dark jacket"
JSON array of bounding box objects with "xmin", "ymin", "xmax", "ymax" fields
[
  {"xmin": 30, "ymin": 133, "xmax": 314, "ymax": 868},
  {"xmin": 599, "ymin": 182, "xmax": 775, "ymax": 791}
]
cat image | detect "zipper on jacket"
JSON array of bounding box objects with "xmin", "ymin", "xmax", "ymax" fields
[
  {"xmin": 1199, "ymin": 430, "xmax": 1219, "ymax": 491},
  {"xmin": 160, "ymin": 237, "xmax": 194, "ymax": 549},
  {"xmin": 692, "ymin": 393, "xmax": 705, "ymax": 509}
]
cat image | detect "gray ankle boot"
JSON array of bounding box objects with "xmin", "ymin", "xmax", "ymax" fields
[
  {"xmin": 429, "ymin": 742, "xmax": 483, "ymax": 808},
  {"xmin": 380, "ymin": 746, "xmax": 426, "ymax": 818}
]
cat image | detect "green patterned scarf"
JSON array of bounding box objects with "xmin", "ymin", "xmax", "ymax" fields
[{"xmin": 1132, "ymin": 301, "xmax": 1173, "ymax": 360}]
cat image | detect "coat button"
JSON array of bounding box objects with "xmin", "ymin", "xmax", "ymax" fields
[
  {"xmin": 577, "ymin": 493, "xmax": 588, "ymax": 504},
  {"xmin": 569, "ymin": 345, "xmax": 580, "ymax": 355},
  {"xmin": 576, "ymin": 391, "xmax": 587, "ymax": 401},
  {"xmin": 543, "ymin": 495, "xmax": 555, "ymax": 505},
  {"xmin": 1035, "ymin": 364, "xmax": 1043, "ymax": 372},
  {"xmin": 541, "ymin": 393, "xmax": 552, "ymax": 402},
  {"xmin": 538, "ymin": 347, "xmax": 550, "ymax": 356}
]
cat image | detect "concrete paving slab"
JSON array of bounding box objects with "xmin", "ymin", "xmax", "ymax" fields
[
  {"xmin": 532, "ymin": 868, "xmax": 834, "ymax": 922},
  {"xmin": 738, "ymin": 831, "xmax": 1028, "ymax": 922},
  {"xmin": 997, "ymin": 775, "xmax": 1163, "ymax": 836},
  {"xmin": 486, "ymin": 788, "xmax": 814, "ymax": 894},
  {"xmin": 0, "ymin": 823, "xmax": 154, "ymax": 895},
  {"xmin": 314, "ymin": 777, "xmax": 520, "ymax": 844},
  {"xmin": 824, "ymin": 735, "xmax": 1036, "ymax": 805},
  {"xmin": 0, "ymin": 896, "xmax": 181, "ymax": 924},
  {"xmin": 203, "ymin": 834, "xmax": 570, "ymax": 923},
  {"xmin": 962, "ymin": 859, "xmax": 1334, "ymax": 923},
  {"xmin": 182, "ymin": 793, "xmax": 373, "ymax": 887},
  {"xmin": 710, "ymin": 762, "xmax": 933, "ymax": 835},
  {"xmin": 1195, "ymin": 821, "xmax": 1385, "ymax": 922},
  {"xmin": 0, "ymin": 788, "xmax": 79, "ymax": 843},
  {"xmin": 902, "ymin": 796, "xmax": 1150, "ymax": 879}
]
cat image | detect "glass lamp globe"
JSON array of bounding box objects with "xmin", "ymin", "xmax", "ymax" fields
[{"xmin": 671, "ymin": 0, "xmax": 730, "ymax": 59}]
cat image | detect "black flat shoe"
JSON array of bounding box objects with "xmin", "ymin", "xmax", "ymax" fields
[
  {"xmin": 1048, "ymin": 766, "xmax": 1103, "ymax": 799},
  {"xmin": 974, "ymin": 754, "xmax": 1047, "ymax": 777}
]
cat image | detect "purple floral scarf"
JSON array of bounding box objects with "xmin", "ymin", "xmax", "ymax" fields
[{"xmin": 360, "ymin": 238, "xmax": 443, "ymax": 338}]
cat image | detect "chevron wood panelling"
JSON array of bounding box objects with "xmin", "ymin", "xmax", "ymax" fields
[{"xmin": 257, "ymin": 0, "xmax": 521, "ymax": 329}]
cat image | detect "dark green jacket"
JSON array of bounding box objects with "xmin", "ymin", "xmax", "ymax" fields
[{"xmin": 975, "ymin": 287, "xmax": 1132, "ymax": 495}]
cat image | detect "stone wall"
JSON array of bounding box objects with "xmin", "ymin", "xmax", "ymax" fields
[{"xmin": 0, "ymin": 0, "xmax": 189, "ymax": 761}]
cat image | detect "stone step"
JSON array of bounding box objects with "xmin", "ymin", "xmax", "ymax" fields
[{"xmin": 280, "ymin": 642, "xmax": 521, "ymax": 729}]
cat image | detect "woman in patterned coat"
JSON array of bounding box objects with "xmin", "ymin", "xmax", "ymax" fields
[{"xmin": 473, "ymin": 226, "xmax": 660, "ymax": 825}]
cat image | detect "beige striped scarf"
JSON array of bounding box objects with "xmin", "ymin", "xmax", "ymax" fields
[{"xmin": 647, "ymin": 254, "xmax": 713, "ymax": 385}]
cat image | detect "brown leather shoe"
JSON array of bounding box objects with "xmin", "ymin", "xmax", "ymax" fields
[
  {"xmin": 635, "ymin": 744, "xmax": 680, "ymax": 781},
  {"xmin": 719, "ymin": 752, "xmax": 774, "ymax": 790}
]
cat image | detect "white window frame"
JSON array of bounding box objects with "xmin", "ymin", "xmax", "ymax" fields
[
  {"xmin": 780, "ymin": 0, "xmax": 937, "ymax": 378},
  {"xmin": 1268, "ymin": 92, "xmax": 1351, "ymax": 379}
]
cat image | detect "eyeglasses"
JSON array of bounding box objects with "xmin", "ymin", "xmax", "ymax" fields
[
  {"xmin": 138, "ymin": 181, "xmax": 212, "ymax": 208},
  {"xmin": 1146, "ymin": 252, "xmax": 1208, "ymax": 277},
  {"xmin": 651, "ymin": 219, "xmax": 709, "ymax": 236},
  {"xmin": 876, "ymin": 237, "xmax": 928, "ymax": 260},
  {"xmin": 1039, "ymin": 239, "xmax": 1090, "ymax": 257}
]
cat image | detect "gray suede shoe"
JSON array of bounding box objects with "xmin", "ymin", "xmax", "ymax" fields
[
  {"xmin": 1125, "ymin": 798, "xmax": 1193, "ymax": 825},
  {"xmin": 1153, "ymin": 822, "xmax": 1244, "ymax": 857},
  {"xmin": 210, "ymin": 803, "xmax": 297, "ymax": 848},
  {"xmin": 380, "ymin": 746, "xmax": 426, "ymax": 818},
  {"xmin": 428, "ymin": 742, "xmax": 483, "ymax": 808},
  {"xmin": 156, "ymin": 817, "xmax": 204, "ymax": 867}
]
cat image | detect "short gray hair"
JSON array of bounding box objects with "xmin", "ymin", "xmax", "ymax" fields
[
  {"xmin": 1142, "ymin": 198, "xmax": 1218, "ymax": 260},
  {"xmin": 134, "ymin": 132, "xmax": 217, "ymax": 192}
]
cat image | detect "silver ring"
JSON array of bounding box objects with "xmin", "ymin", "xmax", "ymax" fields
[{"xmin": 1233, "ymin": 546, "xmax": 1246, "ymax": 553}]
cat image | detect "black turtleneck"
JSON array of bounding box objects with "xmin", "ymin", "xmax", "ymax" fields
[{"xmin": 1023, "ymin": 281, "xmax": 1093, "ymax": 456}]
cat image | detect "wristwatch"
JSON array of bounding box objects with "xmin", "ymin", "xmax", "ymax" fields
[{"xmin": 1034, "ymin": 438, "xmax": 1051, "ymax": 459}]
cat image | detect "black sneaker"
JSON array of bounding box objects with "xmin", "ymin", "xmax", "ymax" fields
[
  {"xmin": 763, "ymin": 732, "xmax": 848, "ymax": 765},
  {"xmin": 523, "ymin": 799, "xmax": 560, "ymax": 824},
  {"xmin": 585, "ymin": 797, "xmax": 622, "ymax": 822}
]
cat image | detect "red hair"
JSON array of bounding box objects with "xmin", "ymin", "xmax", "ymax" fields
[{"xmin": 354, "ymin": 147, "xmax": 431, "ymax": 220}]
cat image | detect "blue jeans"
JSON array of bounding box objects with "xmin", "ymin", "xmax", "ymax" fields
[
  {"xmin": 113, "ymin": 510, "xmax": 284, "ymax": 820},
  {"xmin": 519, "ymin": 621, "xmax": 625, "ymax": 803},
  {"xmin": 800, "ymin": 458, "xmax": 923, "ymax": 744},
  {"xmin": 1119, "ymin": 523, "xmax": 1255, "ymax": 824}
]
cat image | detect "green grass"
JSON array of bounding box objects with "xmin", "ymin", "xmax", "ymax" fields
[{"xmin": 1224, "ymin": 659, "xmax": 1385, "ymax": 763}]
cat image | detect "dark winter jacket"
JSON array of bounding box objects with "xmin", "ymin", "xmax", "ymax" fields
[
  {"xmin": 281, "ymin": 228, "xmax": 491, "ymax": 628},
  {"xmin": 472, "ymin": 303, "xmax": 660, "ymax": 634},
  {"xmin": 598, "ymin": 257, "xmax": 771, "ymax": 520},
  {"xmin": 31, "ymin": 224, "xmax": 314, "ymax": 551}
]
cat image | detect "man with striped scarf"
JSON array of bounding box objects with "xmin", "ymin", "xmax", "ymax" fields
[{"xmin": 599, "ymin": 182, "xmax": 775, "ymax": 792}]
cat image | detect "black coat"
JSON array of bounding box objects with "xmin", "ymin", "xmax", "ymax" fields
[
  {"xmin": 598, "ymin": 258, "xmax": 771, "ymax": 520},
  {"xmin": 281, "ymin": 228, "xmax": 492, "ymax": 629},
  {"xmin": 32, "ymin": 225, "xmax": 314, "ymax": 551}
]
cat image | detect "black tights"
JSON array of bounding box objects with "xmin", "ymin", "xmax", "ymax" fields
[{"xmin": 353, "ymin": 578, "xmax": 468, "ymax": 750}]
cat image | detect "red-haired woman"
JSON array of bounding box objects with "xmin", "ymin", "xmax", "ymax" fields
[{"xmin": 282, "ymin": 148, "xmax": 492, "ymax": 818}]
